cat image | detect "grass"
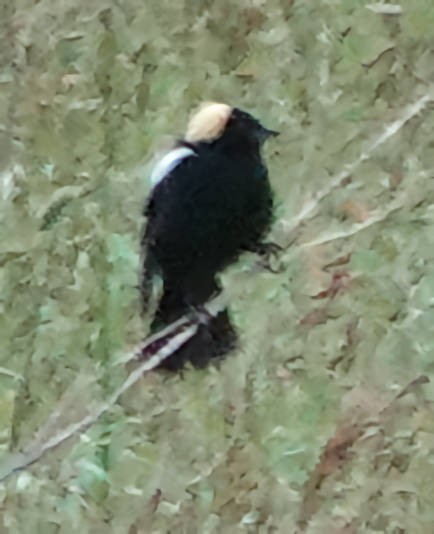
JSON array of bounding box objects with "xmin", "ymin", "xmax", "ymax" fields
[{"xmin": 2, "ymin": 1, "xmax": 434, "ymax": 532}]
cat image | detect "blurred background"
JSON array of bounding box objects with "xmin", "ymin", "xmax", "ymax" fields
[{"xmin": 1, "ymin": 1, "xmax": 434, "ymax": 532}]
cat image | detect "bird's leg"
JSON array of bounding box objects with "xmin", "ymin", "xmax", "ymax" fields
[
  {"xmin": 254, "ymin": 241, "xmax": 283, "ymax": 256},
  {"xmin": 249, "ymin": 241, "xmax": 284, "ymax": 273},
  {"xmin": 184, "ymin": 280, "xmax": 223, "ymax": 324},
  {"xmin": 192, "ymin": 304, "xmax": 213, "ymax": 324}
]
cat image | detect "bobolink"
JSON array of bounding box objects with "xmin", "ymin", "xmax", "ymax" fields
[{"xmin": 141, "ymin": 102, "xmax": 277, "ymax": 369}]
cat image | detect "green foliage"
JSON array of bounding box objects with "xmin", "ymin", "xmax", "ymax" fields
[{"xmin": 2, "ymin": 0, "xmax": 434, "ymax": 532}]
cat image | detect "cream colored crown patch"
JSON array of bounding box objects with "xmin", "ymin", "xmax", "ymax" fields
[{"xmin": 185, "ymin": 102, "xmax": 232, "ymax": 143}]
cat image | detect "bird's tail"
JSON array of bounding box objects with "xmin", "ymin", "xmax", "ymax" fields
[
  {"xmin": 150, "ymin": 284, "xmax": 190, "ymax": 332},
  {"xmin": 150, "ymin": 279, "xmax": 238, "ymax": 369},
  {"xmin": 157, "ymin": 307, "xmax": 238, "ymax": 371}
]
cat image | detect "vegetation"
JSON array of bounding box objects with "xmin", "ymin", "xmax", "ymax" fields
[{"xmin": 1, "ymin": 1, "xmax": 434, "ymax": 531}]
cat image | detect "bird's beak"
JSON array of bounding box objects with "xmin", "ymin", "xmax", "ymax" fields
[
  {"xmin": 264, "ymin": 128, "xmax": 280, "ymax": 137},
  {"xmin": 257, "ymin": 126, "xmax": 279, "ymax": 144}
]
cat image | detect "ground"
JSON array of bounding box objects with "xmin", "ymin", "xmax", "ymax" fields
[{"xmin": 1, "ymin": 1, "xmax": 434, "ymax": 532}]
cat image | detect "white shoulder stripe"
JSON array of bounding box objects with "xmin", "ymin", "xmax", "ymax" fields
[{"xmin": 150, "ymin": 147, "xmax": 197, "ymax": 187}]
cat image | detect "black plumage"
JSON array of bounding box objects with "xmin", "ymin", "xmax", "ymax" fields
[{"xmin": 141, "ymin": 103, "xmax": 277, "ymax": 369}]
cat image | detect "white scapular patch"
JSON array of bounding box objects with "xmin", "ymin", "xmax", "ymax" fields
[{"xmin": 150, "ymin": 147, "xmax": 197, "ymax": 187}]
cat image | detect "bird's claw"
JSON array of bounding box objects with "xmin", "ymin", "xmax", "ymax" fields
[{"xmin": 255, "ymin": 241, "xmax": 284, "ymax": 273}]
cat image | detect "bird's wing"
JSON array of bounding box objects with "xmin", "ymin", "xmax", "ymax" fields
[
  {"xmin": 140, "ymin": 146, "xmax": 197, "ymax": 314},
  {"xmin": 139, "ymin": 189, "xmax": 160, "ymax": 312}
]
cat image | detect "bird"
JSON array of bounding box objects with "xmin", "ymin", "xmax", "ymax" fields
[{"xmin": 140, "ymin": 102, "xmax": 278, "ymax": 370}]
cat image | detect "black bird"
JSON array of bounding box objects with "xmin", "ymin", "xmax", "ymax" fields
[{"xmin": 141, "ymin": 102, "xmax": 278, "ymax": 369}]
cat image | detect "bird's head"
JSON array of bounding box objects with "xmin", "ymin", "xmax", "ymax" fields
[{"xmin": 185, "ymin": 102, "xmax": 278, "ymax": 146}]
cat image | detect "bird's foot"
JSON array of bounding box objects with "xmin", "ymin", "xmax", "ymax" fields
[{"xmin": 254, "ymin": 241, "xmax": 284, "ymax": 273}]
